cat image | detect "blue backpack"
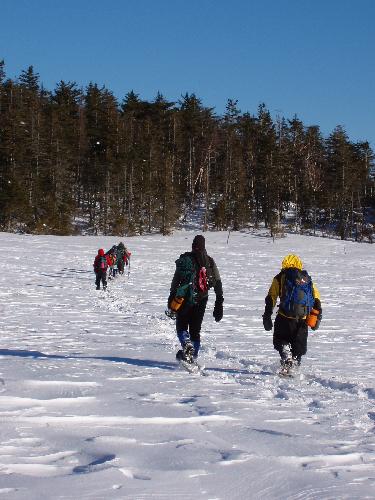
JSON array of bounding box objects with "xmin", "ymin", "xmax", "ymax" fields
[{"xmin": 279, "ymin": 268, "xmax": 314, "ymax": 318}]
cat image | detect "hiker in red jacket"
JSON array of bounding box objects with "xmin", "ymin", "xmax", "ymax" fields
[{"xmin": 93, "ymin": 249, "xmax": 108, "ymax": 290}]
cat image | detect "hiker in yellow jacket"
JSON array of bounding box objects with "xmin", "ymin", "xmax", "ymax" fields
[{"xmin": 262, "ymin": 254, "xmax": 322, "ymax": 369}]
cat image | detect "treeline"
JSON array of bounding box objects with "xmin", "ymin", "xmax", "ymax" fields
[{"xmin": 0, "ymin": 62, "xmax": 374, "ymax": 239}]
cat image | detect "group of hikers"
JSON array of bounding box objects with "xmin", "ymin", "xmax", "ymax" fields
[
  {"xmin": 93, "ymin": 234, "xmax": 323, "ymax": 372},
  {"xmin": 93, "ymin": 242, "xmax": 131, "ymax": 291},
  {"xmin": 166, "ymin": 235, "xmax": 322, "ymax": 373}
]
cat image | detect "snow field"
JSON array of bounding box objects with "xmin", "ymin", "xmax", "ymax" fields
[{"xmin": 0, "ymin": 230, "xmax": 374, "ymax": 499}]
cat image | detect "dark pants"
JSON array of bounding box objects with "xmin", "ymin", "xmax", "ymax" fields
[
  {"xmin": 273, "ymin": 314, "xmax": 308, "ymax": 360},
  {"xmin": 176, "ymin": 297, "xmax": 208, "ymax": 357},
  {"xmin": 117, "ymin": 261, "xmax": 124, "ymax": 274},
  {"xmin": 95, "ymin": 271, "xmax": 107, "ymax": 289}
]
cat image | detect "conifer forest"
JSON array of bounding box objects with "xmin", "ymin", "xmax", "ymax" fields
[{"xmin": 0, "ymin": 62, "xmax": 374, "ymax": 240}]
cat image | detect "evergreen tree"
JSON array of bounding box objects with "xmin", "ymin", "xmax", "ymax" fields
[
  {"xmin": 304, "ymin": 125, "xmax": 325, "ymax": 234},
  {"xmin": 47, "ymin": 81, "xmax": 83, "ymax": 233},
  {"xmin": 253, "ymin": 103, "xmax": 277, "ymax": 229},
  {"xmin": 1, "ymin": 62, "xmax": 374, "ymax": 240},
  {"xmin": 325, "ymin": 126, "xmax": 353, "ymax": 238}
]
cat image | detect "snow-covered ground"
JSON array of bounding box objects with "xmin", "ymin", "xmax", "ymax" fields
[{"xmin": 0, "ymin": 229, "xmax": 374, "ymax": 500}]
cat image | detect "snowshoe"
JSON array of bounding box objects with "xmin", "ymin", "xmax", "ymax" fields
[
  {"xmin": 176, "ymin": 342, "xmax": 193, "ymax": 364},
  {"xmin": 183, "ymin": 342, "xmax": 194, "ymax": 362},
  {"xmin": 278, "ymin": 355, "xmax": 293, "ymax": 376},
  {"xmin": 278, "ymin": 356, "xmax": 301, "ymax": 377},
  {"xmin": 176, "ymin": 348, "xmax": 204, "ymax": 375}
]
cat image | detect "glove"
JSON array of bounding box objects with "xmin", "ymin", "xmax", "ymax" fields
[
  {"xmin": 213, "ymin": 296, "xmax": 224, "ymax": 322},
  {"xmin": 262, "ymin": 313, "xmax": 273, "ymax": 331},
  {"xmin": 311, "ymin": 314, "xmax": 322, "ymax": 331}
]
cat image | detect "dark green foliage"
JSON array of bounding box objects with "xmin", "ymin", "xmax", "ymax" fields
[{"xmin": 0, "ymin": 62, "xmax": 374, "ymax": 238}]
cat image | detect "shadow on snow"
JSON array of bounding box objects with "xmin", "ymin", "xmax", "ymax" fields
[
  {"xmin": 0, "ymin": 348, "xmax": 252, "ymax": 376},
  {"xmin": 0, "ymin": 348, "xmax": 176, "ymax": 371}
]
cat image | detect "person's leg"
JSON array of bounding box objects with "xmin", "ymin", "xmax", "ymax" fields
[
  {"xmin": 273, "ymin": 315, "xmax": 295, "ymax": 363},
  {"xmin": 95, "ymin": 273, "xmax": 101, "ymax": 289},
  {"xmin": 189, "ymin": 298, "xmax": 208, "ymax": 358},
  {"xmin": 290, "ymin": 321, "xmax": 308, "ymax": 364},
  {"xmin": 176, "ymin": 305, "xmax": 193, "ymax": 354},
  {"xmin": 102, "ymin": 272, "xmax": 107, "ymax": 290},
  {"xmin": 118, "ymin": 261, "xmax": 124, "ymax": 275}
]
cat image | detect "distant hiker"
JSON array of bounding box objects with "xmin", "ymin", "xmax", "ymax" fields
[
  {"xmin": 106, "ymin": 246, "xmax": 118, "ymax": 279},
  {"xmin": 93, "ymin": 249, "xmax": 108, "ymax": 290},
  {"xmin": 167, "ymin": 235, "xmax": 223, "ymax": 364},
  {"xmin": 262, "ymin": 254, "xmax": 322, "ymax": 370},
  {"xmin": 116, "ymin": 242, "xmax": 131, "ymax": 275}
]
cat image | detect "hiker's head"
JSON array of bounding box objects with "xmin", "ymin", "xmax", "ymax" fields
[
  {"xmin": 98, "ymin": 248, "xmax": 105, "ymax": 256},
  {"xmin": 192, "ymin": 235, "xmax": 205, "ymax": 252},
  {"xmin": 282, "ymin": 254, "xmax": 303, "ymax": 270}
]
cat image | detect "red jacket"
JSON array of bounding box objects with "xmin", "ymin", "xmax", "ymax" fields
[{"xmin": 93, "ymin": 249, "xmax": 108, "ymax": 273}]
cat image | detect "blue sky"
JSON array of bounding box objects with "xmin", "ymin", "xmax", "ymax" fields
[{"xmin": 1, "ymin": 0, "xmax": 374, "ymax": 147}]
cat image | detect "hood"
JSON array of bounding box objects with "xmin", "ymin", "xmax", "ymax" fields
[
  {"xmin": 98, "ymin": 248, "xmax": 105, "ymax": 257},
  {"xmin": 192, "ymin": 235, "xmax": 205, "ymax": 252},
  {"xmin": 281, "ymin": 254, "xmax": 303, "ymax": 270}
]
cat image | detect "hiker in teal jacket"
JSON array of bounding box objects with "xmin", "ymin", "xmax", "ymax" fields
[{"xmin": 167, "ymin": 235, "xmax": 223, "ymax": 363}]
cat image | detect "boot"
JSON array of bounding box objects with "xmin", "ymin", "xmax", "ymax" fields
[
  {"xmin": 280, "ymin": 344, "xmax": 292, "ymax": 368},
  {"xmin": 182, "ymin": 341, "xmax": 194, "ymax": 363}
]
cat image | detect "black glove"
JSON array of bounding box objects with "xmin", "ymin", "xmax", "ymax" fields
[
  {"xmin": 311, "ymin": 313, "xmax": 322, "ymax": 331},
  {"xmin": 262, "ymin": 313, "xmax": 273, "ymax": 331},
  {"xmin": 213, "ymin": 296, "xmax": 224, "ymax": 322}
]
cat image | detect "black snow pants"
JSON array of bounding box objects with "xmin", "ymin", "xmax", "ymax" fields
[
  {"xmin": 273, "ymin": 313, "xmax": 308, "ymax": 360},
  {"xmin": 117, "ymin": 260, "xmax": 124, "ymax": 274},
  {"xmin": 176, "ymin": 297, "xmax": 208, "ymax": 346},
  {"xmin": 95, "ymin": 271, "xmax": 107, "ymax": 290}
]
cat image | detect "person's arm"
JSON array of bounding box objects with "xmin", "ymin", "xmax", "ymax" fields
[
  {"xmin": 210, "ymin": 259, "xmax": 223, "ymax": 322},
  {"xmin": 262, "ymin": 274, "xmax": 281, "ymax": 330},
  {"xmin": 124, "ymin": 248, "xmax": 131, "ymax": 264},
  {"xmin": 267, "ymin": 275, "xmax": 281, "ymax": 308},
  {"xmin": 311, "ymin": 283, "xmax": 322, "ymax": 330},
  {"xmin": 168, "ymin": 269, "xmax": 181, "ymax": 308}
]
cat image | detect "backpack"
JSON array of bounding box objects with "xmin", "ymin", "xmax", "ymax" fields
[
  {"xmin": 97, "ymin": 255, "xmax": 108, "ymax": 272},
  {"xmin": 175, "ymin": 252, "xmax": 209, "ymax": 305},
  {"xmin": 279, "ymin": 268, "xmax": 314, "ymax": 318}
]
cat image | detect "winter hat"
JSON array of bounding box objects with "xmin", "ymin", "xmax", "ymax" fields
[
  {"xmin": 282, "ymin": 254, "xmax": 303, "ymax": 270},
  {"xmin": 98, "ymin": 248, "xmax": 105, "ymax": 256},
  {"xmin": 192, "ymin": 235, "xmax": 205, "ymax": 252}
]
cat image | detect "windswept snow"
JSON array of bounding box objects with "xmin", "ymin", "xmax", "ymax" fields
[{"xmin": 0, "ymin": 230, "xmax": 375, "ymax": 499}]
